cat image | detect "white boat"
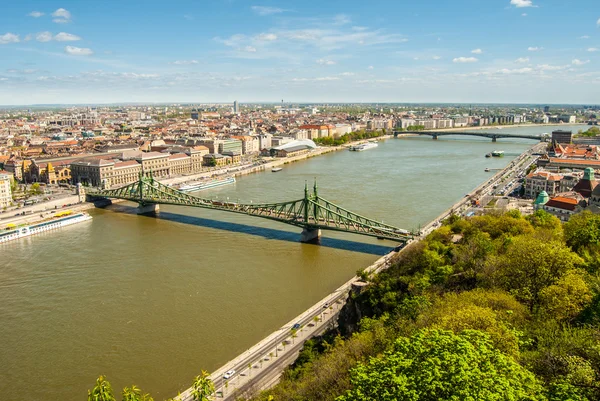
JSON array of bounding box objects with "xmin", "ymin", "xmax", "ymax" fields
[
  {"xmin": 271, "ymin": 167, "xmax": 283, "ymax": 172},
  {"xmin": 0, "ymin": 211, "xmax": 92, "ymax": 244},
  {"xmin": 179, "ymin": 176, "xmax": 236, "ymax": 193},
  {"xmin": 491, "ymin": 150, "xmax": 504, "ymax": 157},
  {"xmin": 349, "ymin": 142, "xmax": 378, "ymax": 152}
]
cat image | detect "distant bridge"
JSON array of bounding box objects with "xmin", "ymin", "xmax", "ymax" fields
[
  {"xmin": 394, "ymin": 130, "xmax": 546, "ymax": 142},
  {"xmin": 87, "ymin": 174, "xmax": 414, "ymax": 243}
]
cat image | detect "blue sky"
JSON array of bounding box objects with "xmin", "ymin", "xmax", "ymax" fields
[{"xmin": 0, "ymin": 0, "xmax": 599, "ymax": 105}]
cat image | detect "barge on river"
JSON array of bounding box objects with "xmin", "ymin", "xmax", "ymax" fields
[{"xmin": 1, "ymin": 211, "xmax": 92, "ymax": 244}]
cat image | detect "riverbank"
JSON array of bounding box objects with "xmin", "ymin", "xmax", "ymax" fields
[{"xmin": 175, "ymin": 138, "xmax": 538, "ymax": 400}]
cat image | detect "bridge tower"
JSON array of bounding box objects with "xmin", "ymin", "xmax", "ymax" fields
[
  {"xmin": 137, "ymin": 170, "xmax": 160, "ymax": 215},
  {"xmin": 300, "ymin": 180, "xmax": 321, "ymax": 243}
]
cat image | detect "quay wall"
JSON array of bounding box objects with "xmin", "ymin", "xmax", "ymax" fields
[{"xmin": 175, "ymin": 139, "xmax": 539, "ymax": 399}]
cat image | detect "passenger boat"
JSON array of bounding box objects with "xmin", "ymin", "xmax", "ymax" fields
[
  {"xmin": 178, "ymin": 176, "xmax": 236, "ymax": 193},
  {"xmin": 349, "ymin": 142, "xmax": 378, "ymax": 152},
  {"xmin": 485, "ymin": 168, "xmax": 490, "ymax": 172},
  {"xmin": 271, "ymin": 167, "xmax": 283, "ymax": 172},
  {"xmin": 491, "ymin": 150, "xmax": 505, "ymax": 157},
  {"xmin": 0, "ymin": 211, "xmax": 92, "ymax": 244}
]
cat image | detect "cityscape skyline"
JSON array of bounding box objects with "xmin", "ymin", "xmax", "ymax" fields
[{"xmin": 1, "ymin": 0, "xmax": 600, "ymax": 105}]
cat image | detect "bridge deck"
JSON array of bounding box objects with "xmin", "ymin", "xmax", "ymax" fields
[{"xmin": 87, "ymin": 176, "xmax": 413, "ymax": 242}]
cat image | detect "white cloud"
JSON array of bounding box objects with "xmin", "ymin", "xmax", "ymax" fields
[
  {"xmin": 333, "ymin": 14, "xmax": 351, "ymax": 25},
  {"xmin": 537, "ymin": 64, "xmax": 567, "ymax": 71},
  {"xmin": 580, "ymin": 35, "xmax": 590, "ymax": 39},
  {"xmin": 24, "ymin": 34, "xmax": 32, "ymax": 41},
  {"xmin": 52, "ymin": 8, "xmax": 71, "ymax": 23},
  {"xmin": 54, "ymin": 32, "xmax": 81, "ymax": 41},
  {"xmin": 171, "ymin": 60, "xmax": 199, "ymax": 65},
  {"xmin": 588, "ymin": 47, "xmax": 599, "ymax": 52},
  {"xmin": 522, "ymin": 13, "xmax": 528, "ymax": 16},
  {"xmin": 471, "ymin": 48, "xmax": 482, "ymax": 54},
  {"xmin": 244, "ymin": 46, "xmax": 257, "ymax": 52},
  {"xmin": 316, "ymin": 58, "xmax": 336, "ymax": 65},
  {"xmin": 572, "ymin": 59, "xmax": 590, "ymax": 65},
  {"xmin": 368, "ymin": 65, "xmax": 374, "ymax": 70},
  {"xmin": 432, "ymin": 55, "xmax": 442, "ymax": 60},
  {"xmin": 64, "ymin": 45, "xmax": 93, "ymax": 56},
  {"xmin": 510, "ymin": 0, "xmax": 535, "ymax": 7},
  {"xmin": 255, "ymin": 33, "xmax": 277, "ymax": 41},
  {"xmin": 36, "ymin": 31, "xmax": 53, "ymax": 42},
  {"xmin": 498, "ymin": 67, "xmax": 533, "ymax": 74},
  {"xmin": 315, "ymin": 76, "xmax": 340, "ymax": 81},
  {"xmin": 214, "ymin": 34, "xmax": 245, "ymax": 47},
  {"xmin": 52, "ymin": 8, "xmax": 71, "ymax": 19},
  {"xmin": 251, "ymin": 6, "xmax": 284, "ymax": 16},
  {"xmin": 515, "ymin": 57, "xmax": 530, "ymax": 63},
  {"xmin": 453, "ymin": 56, "xmax": 478, "ymax": 63},
  {"xmin": 28, "ymin": 11, "xmax": 44, "ymax": 18},
  {"xmin": 340, "ymin": 72, "xmax": 355, "ymax": 76},
  {"xmin": 597, "ymin": 17, "xmax": 600, "ymax": 27},
  {"xmin": 528, "ymin": 46, "xmax": 542, "ymax": 51},
  {"xmin": 0, "ymin": 33, "xmax": 20, "ymax": 44}
]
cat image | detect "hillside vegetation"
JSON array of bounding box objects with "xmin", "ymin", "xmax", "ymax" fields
[{"xmin": 249, "ymin": 210, "xmax": 600, "ymax": 401}]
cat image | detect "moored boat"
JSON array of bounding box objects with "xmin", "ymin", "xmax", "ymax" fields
[
  {"xmin": 1, "ymin": 211, "xmax": 92, "ymax": 244},
  {"xmin": 271, "ymin": 167, "xmax": 283, "ymax": 172},
  {"xmin": 179, "ymin": 176, "xmax": 236, "ymax": 193},
  {"xmin": 349, "ymin": 142, "xmax": 378, "ymax": 152},
  {"xmin": 491, "ymin": 150, "xmax": 504, "ymax": 157}
]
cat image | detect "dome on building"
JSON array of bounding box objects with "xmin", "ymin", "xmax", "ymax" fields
[
  {"xmin": 534, "ymin": 190, "xmax": 550, "ymax": 205},
  {"xmin": 584, "ymin": 167, "xmax": 595, "ymax": 181},
  {"xmin": 573, "ymin": 167, "xmax": 598, "ymax": 198}
]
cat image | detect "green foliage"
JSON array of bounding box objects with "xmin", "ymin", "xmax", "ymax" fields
[
  {"xmin": 338, "ymin": 329, "xmax": 544, "ymax": 401},
  {"xmin": 538, "ymin": 271, "xmax": 593, "ymax": 322},
  {"xmin": 313, "ymin": 130, "xmax": 385, "ymax": 146},
  {"xmin": 191, "ymin": 371, "xmax": 215, "ymax": 401},
  {"xmin": 577, "ymin": 126, "xmax": 600, "ymax": 137},
  {"xmin": 488, "ymin": 236, "xmax": 583, "ymax": 311},
  {"xmin": 122, "ymin": 385, "xmax": 154, "ymax": 401},
  {"xmin": 87, "ymin": 376, "xmax": 116, "ymax": 401}
]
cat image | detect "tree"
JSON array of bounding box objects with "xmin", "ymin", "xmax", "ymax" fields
[
  {"xmin": 191, "ymin": 370, "xmax": 215, "ymax": 401},
  {"xmin": 564, "ymin": 211, "xmax": 600, "ymax": 252},
  {"xmin": 337, "ymin": 329, "xmax": 544, "ymax": 401},
  {"xmin": 538, "ymin": 271, "xmax": 593, "ymax": 322},
  {"xmin": 122, "ymin": 385, "xmax": 154, "ymax": 401},
  {"xmin": 489, "ymin": 236, "xmax": 583, "ymax": 311},
  {"xmin": 30, "ymin": 182, "xmax": 43, "ymax": 195},
  {"xmin": 87, "ymin": 375, "xmax": 116, "ymax": 401}
]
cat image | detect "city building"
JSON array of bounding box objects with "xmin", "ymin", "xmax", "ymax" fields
[
  {"xmin": 0, "ymin": 172, "xmax": 12, "ymax": 208},
  {"xmin": 552, "ymin": 130, "xmax": 573, "ymax": 144},
  {"xmin": 233, "ymin": 100, "xmax": 239, "ymax": 114}
]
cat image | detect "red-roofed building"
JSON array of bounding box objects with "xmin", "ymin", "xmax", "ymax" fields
[{"xmin": 543, "ymin": 193, "xmax": 584, "ymax": 222}]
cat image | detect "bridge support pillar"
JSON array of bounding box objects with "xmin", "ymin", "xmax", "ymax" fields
[
  {"xmin": 137, "ymin": 203, "xmax": 160, "ymax": 216},
  {"xmin": 432, "ymin": 135, "xmax": 438, "ymax": 140},
  {"xmin": 300, "ymin": 228, "xmax": 321, "ymax": 243},
  {"xmin": 492, "ymin": 137, "xmax": 497, "ymax": 142}
]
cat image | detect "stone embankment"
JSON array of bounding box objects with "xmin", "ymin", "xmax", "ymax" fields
[{"xmin": 175, "ymin": 142, "xmax": 542, "ymax": 400}]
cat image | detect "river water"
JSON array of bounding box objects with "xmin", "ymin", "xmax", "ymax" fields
[{"xmin": 0, "ymin": 125, "xmax": 581, "ymax": 400}]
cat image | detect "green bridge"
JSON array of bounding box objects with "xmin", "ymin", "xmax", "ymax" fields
[{"xmin": 87, "ymin": 174, "xmax": 414, "ymax": 243}]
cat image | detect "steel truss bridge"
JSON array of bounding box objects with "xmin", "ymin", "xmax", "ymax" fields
[
  {"xmin": 394, "ymin": 130, "xmax": 546, "ymax": 142},
  {"xmin": 87, "ymin": 175, "xmax": 414, "ymax": 243}
]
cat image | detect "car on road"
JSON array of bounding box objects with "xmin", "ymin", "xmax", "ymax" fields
[
  {"xmin": 223, "ymin": 369, "xmax": 236, "ymax": 380},
  {"xmin": 323, "ymin": 302, "xmax": 329, "ymax": 309},
  {"xmin": 292, "ymin": 323, "xmax": 301, "ymax": 330}
]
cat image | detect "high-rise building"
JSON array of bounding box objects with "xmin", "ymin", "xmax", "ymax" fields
[
  {"xmin": 544, "ymin": 106, "xmax": 550, "ymax": 113},
  {"xmin": 0, "ymin": 173, "xmax": 13, "ymax": 209},
  {"xmin": 233, "ymin": 100, "xmax": 239, "ymax": 114}
]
